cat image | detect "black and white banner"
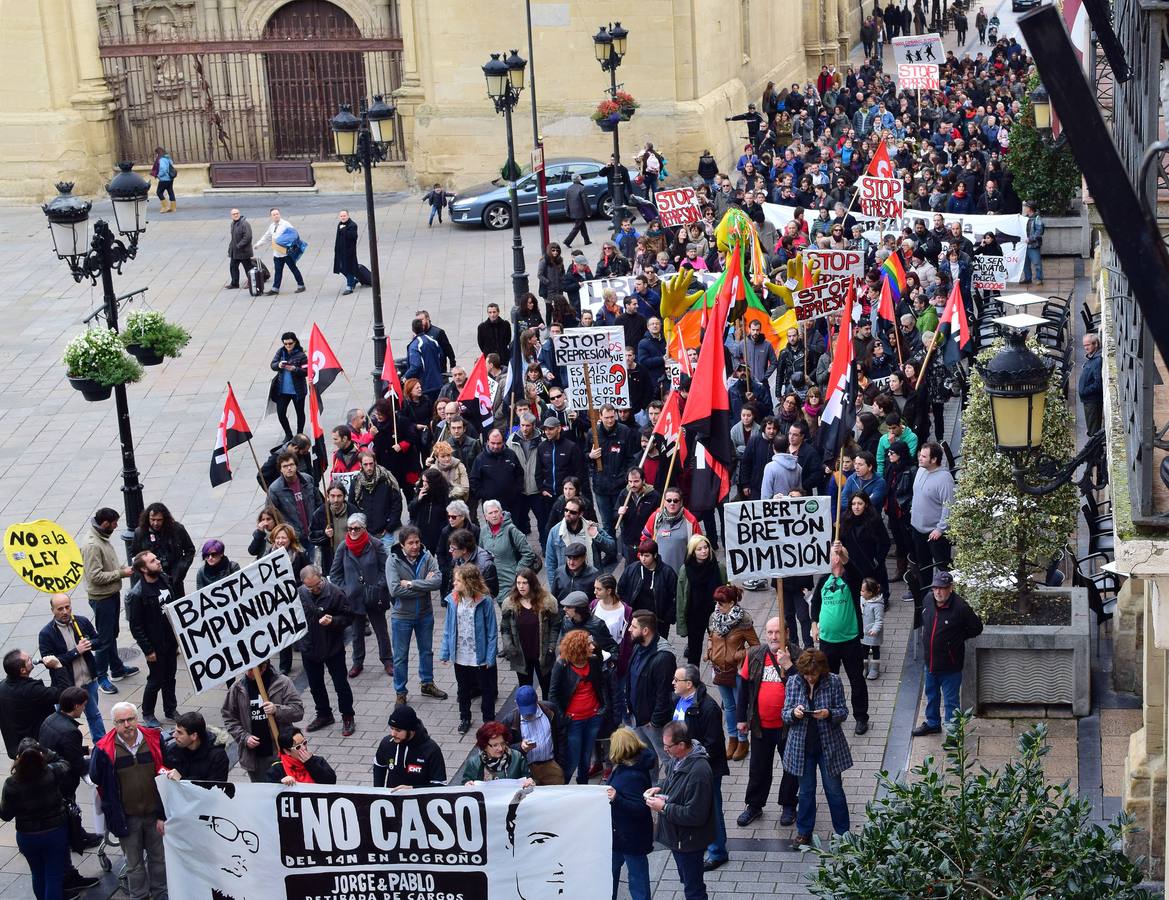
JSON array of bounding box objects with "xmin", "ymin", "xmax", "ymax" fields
[
  {"xmin": 159, "ymin": 778, "xmax": 610, "ymax": 900},
  {"xmin": 724, "ymin": 498, "xmax": 833, "ymax": 580}
]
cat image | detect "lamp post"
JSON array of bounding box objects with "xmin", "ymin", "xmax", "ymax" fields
[
  {"xmin": 483, "ymin": 50, "xmax": 530, "ymax": 307},
  {"xmin": 593, "ymin": 22, "xmax": 629, "ymax": 234},
  {"xmin": 331, "ymin": 95, "xmax": 395, "ymax": 401},
  {"xmin": 43, "ymin": 165, "xmax": 150, "ymax": 557},
  {"xmin": 980, "ymin": 328, "xmax": 1106, "ymax": 495}
]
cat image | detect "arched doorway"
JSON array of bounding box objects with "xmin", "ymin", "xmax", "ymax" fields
[{"xmin": 263, "ymin": 0, "xmax": 368, "ymax": 159}]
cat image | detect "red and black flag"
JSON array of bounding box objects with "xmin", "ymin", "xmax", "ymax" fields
[
  {"xmin": 820, "ymin": 278, "xmax": 858, "ymax": 459},
  {"xmin": 381, "ymin": 336, "xmax": 404, "ymax": 404},
  {"xmin": 680, "ymin": 246, "xmax": 740, "ymax": 515},
  {"xmin": 307, "ymin": 324, "xmax": 344, "ymax": 477},
  {"xmin": 210, "ymin": 384, "xmax": 253, "ymax": 487},
  {"xmin": 458, "ymin": 353, "xmax": 495, "ymax": 430}
]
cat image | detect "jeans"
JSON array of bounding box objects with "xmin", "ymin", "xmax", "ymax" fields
[
  {"xmin": 141, "ymin": 650, "xmax": 178, "ymax": 717},
  {"xmin": 593, "ymin": 491, "xmax": 619, "ymax": 535},
  {"xmin": 671, "ymin": 848, "xmax": 708, "ymax": 900},
  {"xmin": 717, "ymin": 682, "xmax": 739, "ymax": 739},
  {"xmin": 274, "ymin": 392, "xmax": 306, "ymax": 439},
  {"xmin": 795, "ymin": 746, "xmax": 850, "ymax": 837},
  {"xmin": 565, "ymin": 714, "xmax": 604, "ymax": 783},
  {"xmin": 84, "ymin": 680, "xmax": 107, "ymax": 741},
  {"xmin": 303, "ymin": 652, "xmax": 354, "ymax": 718},
  {"xmin": 454, "ymin": 664, "xmax": 498, "ymax": 723},
  {"xmin": 391, "ymin": 614, "xmax": 434, "ymax": 693},
  {"xmin": 17, "ymin": 826, "xmax": 67, "ymax": 900},
  {"xmin": 272, "ymin": 254, "xmax": 305, "ymax": 289},
  {"xmin": 612, "ymin": 850, "xmax": 651, "ymax": 900},
  {"xmin": 744, "ymin": 726, "xmax": 799, "ymax": 811},
  {"xmin": 89, "ymin": 594, "xmax": 128, "ymax": 679},
  {"xmin": 428, "ymin": 205, "xmax": 443, "ymax": 225},
  {"xmin": 121, "ymin": 814, "xmax": 167, "ymax": 900},
  {"xmin": 707, "ymin": 773, "xmax": 728, "ymax": 862},
  {"xmin": 1023, "ymin": 245, "xmax": 1044, "ymax": 282},
  {"xmin": 351, "ymin": 609, "xmax": 392, "ymax": 667},
  {"xmin": 923, "ymin": 669, "xmax": 963, "ymax": 727}
]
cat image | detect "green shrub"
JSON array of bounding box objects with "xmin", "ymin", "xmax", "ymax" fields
[
  {"xmin": 123, "ymin": 309, "xmax": 191, "ymax": 358},
  {"xmin": 63, "ymin": 327, "xmax": 143, "ymax": 387},
  {"xmin": 1004, "ymin": 73, "xmax": 1081, "ymax": 216}
]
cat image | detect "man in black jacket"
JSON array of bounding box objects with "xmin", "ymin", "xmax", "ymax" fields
[
  {"xmin": 470, "ymin": 429, "xmax": 524, "ymax": 510},
  {"xmin": 913, "ymin": 571, "xmax": 984, "ymax": 736},
  {"xmin": 644, "ymin": 721, "xmax": 714, "ymax": 899},
  {"xmin": 309, "ymin": 484, "xmax": 356, "ymax": 574},
  {"xmin": 563, "ymin": 173, "xmax": 592, "ymax": 247},
  {"xmin": 589, "ymin": 405, "xmax": 638, "ymax": 534},
  {"xmin": 417, "ymin": 310, "xmax": 457, "ymax": 373},
  {"xmin": 125, "ymin": 551, "xmax": 179, "ymax": 729},
  {"xmin": 372, "ymin": 705, "xmax": 447, "ymax": 788},
  {"xmin": 349, "ymin": 450, "xmax": 403, "ymax": 544},
  {"xmin": 618, "ymin": 541, "xmax": 678, "ymax": 639},
  {"xmin": 536, "ymin": 418, "xmax": 589, "ymax": 501},
  {"xmin": 549, "ymin": 546, "xmax": 599, "ymax": 601},
  {"xmin": 39, "ymin": 593, "xmax": 105, "ymax": 740},
  {"xmin": 625, "ymin": 610, "xmax": 676, "ymax": 771},
  {"xmin": 671, "ymin": 664, "xmax": 731, "ymax": 871},
  {"xmin": 0, "ymin": 648, "xmax": 62, "ymax": 758},
  {"xmin": 477, "ymin": 303, "xmax": 512, "ymax": 361},
  {"xmin": 298, "ymin": 566, "xmax": 356, "ymax": 735},
  {"xmin": 268, "ymin": 451, "xmax": 322, "ymax": 554},
  {"xmin": 558, "ymin": 592, "xmax": 618, "ymax": 655},
  {"xmin": 163, "ymin": 711, "xmax": 230, "ymax": 781}
]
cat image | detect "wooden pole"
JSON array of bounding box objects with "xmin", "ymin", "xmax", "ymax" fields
[
  {"xmin": 917, "ymin": 330, "xmax": 940, "ymax": 384},
  {"xmin": 892, "ymin": 318, "xmax": 905, "ymax": 369},
  {"xmin": 657, "ymin": 442, "xmax": 681, "ymax": 511},
  {"xmin": 613, "ymin": 439, "xmax": 655, "ymax": 535},
  {"xmin": 777, "ymin": 580, "xmax": 788, "ymax": 649},
  {"xmin": 251, "ymin": 666, "xmax": 281, "ymax": 745},
  {"xmin": 833, "ymin": 446, "xmax": 846, "ymax": 542},
  {"xmin": 583, "ymin": 362, "xmax": 602, "ymax": 471},
  {"xmin": 388, "ymin": 391, "xmax": 400, "ymax": 443}
]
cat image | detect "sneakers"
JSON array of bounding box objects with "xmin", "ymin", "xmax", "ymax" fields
[
  {"xmin": 396, "ymin": 692, "xmax": 408, "ymax": 706},
  {"xmin": 110, "ymin": 666, "xmax": 139, "ymax": 681},
  {"xmin": 779, "ymin": 806, "xmax": 796, "ymax": 827},
  {"xmin": 736, "ymin": 806, "xmax": 762, "ymax": 827},
  {"xmin": 265, "ymin": 289, "xmax": 279, "ymax": 295},
  {"xmin": 420, "ymin": 682, "xmax": 448, "ymax": 700},
  {"xmin": 142, "ymin": 715, "xmax": 162, "ymax": 729},
  {"xmin": 458, "ymin": 720, "xmax": 471, "ymax": 735},
  {"xmin": 348, "ymin": 665, "xmax": 363, "ymax": 679},
  {"xmin": 911, "ymin": 722, "xmax": 942, "ymax": 737},
  {"xmin": 294, "ymin": 285, "xmax": 306, "ymax": 293},
  {"xmin": 703, "ymin": 857, "xmax": 728, "ymax": 872},
  {"xmin": 97, "ymin": 677, "xmax": 118, "ymax": 695},
  {"xmin": 342, "ymin": 716, "xmax": 355, "ymax": 737},
  {"xmin": 306, "ymin": 715, "xmax": 335, "ymax": 733},
  {"xmin": 342, "ymin": 288, "xmax": 354, "ymax": 295},
  {"xmin": 791, "ymin": 834, "xmax": 812, "ymax": 851},
  {"xmin": 866, "ymin": 661, "xmax": 880, "ymax": 680}
]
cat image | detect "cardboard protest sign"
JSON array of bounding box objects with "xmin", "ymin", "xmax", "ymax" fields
[
  {"xmin": 4, "ymin": 519, "xmax": 84, "ymax": 593},
  {"xmin": 804, "ymin": 248, "xmax": 864, "ymax": 281},
  {"xmin": 655, "ymin": 187, "xmax": 701, "ymax": 227},
  {"xmin": 159, "ymin": 778, "xmax": 611, "ymax": 900},
  {"xmin": 793, "ymin": 276, "xmax": 852, "ymax": 322},
  {"xmin": 857, "ymin": 175, "xmax": 904, "ymax": 219},
  {"xmin": 554, "ymin": 327, "xmax": 630, "ymax": 411},
  {"xmin": 972, "ymin": 255, "xmax": 1008, "ymax": 291},
  {"xmin": 892, "ymin": 33, "xmax": 944, "ymax": 66},
  {"xmin": 164, "ymin": 549, "xmax": 307, "ymax": 692},
  {"xmin": 724, "ymin": 497, "xmax": 833, "ymax": 579},
  {"xmin": 329, "ymin": 470, "xmax": 360, "ymax": 496},
  {"xmin": 897, "ymin": 63, "xmax": 940, "ymax": 90}
]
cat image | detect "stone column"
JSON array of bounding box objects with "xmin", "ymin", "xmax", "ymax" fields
[
  {"xmin": 391, "ymin": 0, "xmax": 426, "ymax": 180},
  {"xmin": 1115, "ymin": 578, "xmax": 1147, "ymax": 695},
  {"xmin": 219, "ymin": 0, "xmax": 240, "ymax": 33}
]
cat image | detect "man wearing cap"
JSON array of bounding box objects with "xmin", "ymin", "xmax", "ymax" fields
[
  {"xmin": 912, "ymin": 572, "xmax": 983, "ymax": 736},
  {"xmin": 297, "ymin": 565, "xmax": 356, "ymax": 735},
  {"xmin": 537, "ymin": 417, "xmax": 588, "ymax": 507},
  {"xmin": 549, "ymin": 542, "xmax": 600, "ymax": 602},
  {"xmin": 727, "ymin": 104, "xmax": 764, "ymax": 144},
  {"xmin": 373, "ymin": 705, "xmax": 446, "ymax": 788},
  {"xmin": 502, "ymin": 684, "xmax": 566, "ymax": 785},
  {"xmin": 559, "ymin": 591, "xmax": 618, "ymax": 656}
]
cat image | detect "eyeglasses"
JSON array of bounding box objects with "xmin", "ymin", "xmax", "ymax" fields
[
  {"xmin": 199, "ymin": 815, "xmax": 259, "ymax": 854},
  {"xmin": 204, "ymin": 552, "xmax": 223, "ymax": 560},
  {"xmin": 549, "ymin": 394, "xmax": 563, "ymax": 400},
  {"xmin": 665, "ymin": 498, "xmax": 681, "ymax": 504},
  {"xmin": 346, "ymin": 526, "xmax": 365, "ymax": 532},
  {"xmin": 114, "ymin": 716, "xmax": 138, "ymax": 725},
  {"xmin": 447, "ymin": 514, "xmax": 462, "ymax": 520},
  {"xmin": 564, "ymin": 509, "xmax": 581, "ymax": 516},
  {"xmin": 291, "ymin": 739, "xmax": 309, "ymax": 749}
]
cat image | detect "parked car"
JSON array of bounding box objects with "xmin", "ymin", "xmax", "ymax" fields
[
  {"xmin": 449, "ymin": 157, "xmax": 613, "ymax": 230},
  {"xmin": 1011, "ymin": 0, "xmax": 1039, "ymax": 12}
]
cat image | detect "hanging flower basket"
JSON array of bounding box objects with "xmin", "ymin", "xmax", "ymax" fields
[
  {"xmin": 597, "ymin": 115, "xmax": 620, "ymax": 133},
  {"xmin": 63, "ymin": 327, "xmax": 143, "ymax": 399},
  {"xmin": 122, "ymin": 309, "xmax": 191, "ymax": 364},
  {"xmin": 592, "ymin": 93, "xmax": 639, "ymax": 131}
]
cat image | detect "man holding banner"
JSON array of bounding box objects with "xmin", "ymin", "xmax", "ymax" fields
[{"xmin": 221, "ymin": 660, "xmax": 304, "ymax": 782}]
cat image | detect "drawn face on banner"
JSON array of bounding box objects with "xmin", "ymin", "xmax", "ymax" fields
[{"xmin": 506, "ymin": 789, "xmax": 567, "ymax": 898}]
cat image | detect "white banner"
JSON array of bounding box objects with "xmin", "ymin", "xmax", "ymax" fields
[
  {"xmin": 857, "ymin": 175, "xmax": 904, "ymax": 219},
  {"xmin": 164, "ymin": 549, "xmax": 307, "ymax": 693},
  {"xmin": 892, "ymin": 33, "xmax": 944, "ymax": 66},
  {"xmin": 555, "ymin": 326, "xmax": 630, "ymax": 411},
  {"xmin": 328, "ymin": 470, "xmax": 360, "ymax": 496},
  {"xmin": 724, "ymin": 498, "xmax": 833, "ymax": 579},
  {"xmin": 804, "ymin": 248, "xmax": 864, "ymax": 281},
  {"xmin": 897, "ymin": 63, "xmax": 940, "ymax": 90},
  {"xmin": 159, "ymin": 778, "xmax": 611, "ymax": 900},
  {"xmin": 581, "ymin": 273, "xmax": 718, "ymax": 315},
  {"xmin": 793, "ymin": 276, "xmax": 852, "ymax": 323},
  {"xmin": 972, "ymin": 255, "xmax": 1008, "ymax": 291}
]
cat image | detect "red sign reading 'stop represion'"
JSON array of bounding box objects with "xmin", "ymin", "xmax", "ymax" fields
[
  {"xmin": 857, "ymin": 175, "xmax": 904, "ymax": 219},
  {"xmin": 654, "ymin": 188, "xmax": 701, "ymax": 227}
]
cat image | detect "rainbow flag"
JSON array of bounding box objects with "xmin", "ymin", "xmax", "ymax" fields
[{"xmin": 881, "ymin": 252, "xmax": 907, "ymax": 301}]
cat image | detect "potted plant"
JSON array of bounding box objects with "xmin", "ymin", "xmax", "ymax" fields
[
  {"xmin": 122, "ymin": 309, "xmax": 191, "ymax": 366},
  {"xmin": 1004, "ymin": 74, "xmax": 1080, "ymax": 217},
  {"xmin": 949, "ymin": 334, "xmax": 1088, "ymax": 713},
  {"xmin": 806, "ymin": 713, "xmax": 1152, "ymax": 898},
  {"xmin": 63, "ymin": 327, "xmax": 143, "ymax": 401},
  {"xmin": 591, "ymin": 93, "xmax": 639, "ymax": 132},
  {"xmin": 613, "ymin": 90, "xmax": 639, "ymax": 120}
]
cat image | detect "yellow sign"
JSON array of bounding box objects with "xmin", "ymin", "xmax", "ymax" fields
[{"xmin": 4, "ymin": 519, "xmax": 84, "ymax": 593}]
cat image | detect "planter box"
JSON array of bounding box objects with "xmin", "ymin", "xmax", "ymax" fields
[
  {"xmin": 1041, "ymin": 204, "xmax": 1089, "ymax": 258},
  {"xmin": 961, "ymin": 586, "xmax": 1091, "ymax": 716}
]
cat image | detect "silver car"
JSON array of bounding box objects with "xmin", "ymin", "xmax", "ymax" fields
[{"xmin": 449, "ymin": 157, "xmax": 614, "ymax": 230}]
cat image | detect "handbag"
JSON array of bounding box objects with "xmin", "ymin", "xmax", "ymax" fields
[
  {"xmin": 64, "ymin": 798, "xmax": 86, "ymax": 855},
  {"xmin": 511, "ymin": 527, "xmax": 542, "ymax": 573},
  {"xmin": 356, "ymin": 567, "xmax": 390, "ymax": 613}
]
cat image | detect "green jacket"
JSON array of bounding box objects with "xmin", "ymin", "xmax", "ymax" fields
[
  {"xmin": 916, "ymin": 306, "xmax": 939, "ymax": 335},
  {"xmin": 457, "ymin": 748, "xmax": 531, "ymax": 784}
]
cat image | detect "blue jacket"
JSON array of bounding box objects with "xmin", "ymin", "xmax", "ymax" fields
[
  {"xmin": 616, "ymin": 229, "xmax": 640, "ymax": 258},
  {"xmin": 439, "ymin": 593, "xmax": 498, "ymax": 666},
  {"xmin": 946, "ymin": 193, "xmax": 973, "ymax": 214},
  {"xmin": 606, "ymin": 747, "xmax": 656, "ymax": 854},
  {"xmin": 632, "ymin": 287, "xmax": 661, "ymax": 320},
  {"xmin": 404, "ymin": 332, "xmax": 445, "ymax": 393},
  {"xmin": 840, "ymin": 471, "xmax": 888, "ymax": 511},
  {"xmin": 637, "ymin": 333, "xmax": 667, "ymax": 385},
  {"xmin": 781, "ymin": 672, "xmax": 853, "ymax": 777},
  {"xmin": 1078, "ymin": 351, "xmax": 1103, "ymax": 402}
]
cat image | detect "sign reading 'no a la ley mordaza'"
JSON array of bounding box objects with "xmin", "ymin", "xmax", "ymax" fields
[{"xmin": 724, "ymin": 498, "xmax": 833, "ymax": 580}]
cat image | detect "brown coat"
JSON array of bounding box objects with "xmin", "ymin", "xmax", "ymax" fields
[
  {"xmin": 704, "ymin": 612, "xmax": 760, "ymax": 686},
  {"xmin": 221, "ymin": 669, "xmax": 304, "ymax": 772}
]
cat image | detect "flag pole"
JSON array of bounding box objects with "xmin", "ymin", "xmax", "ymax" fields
[
  {"xmin": 892, "ymin": 316, "xmax": 905, "ymax": 369},
  {"xmin": 227, "ymin": 382, "xmax": 267, "ymax": 491},
  {"xmin": 388, "ymin": 390, "xmax": 400, "ymax": 444},
  {"xmin": 613, "ymin": 438, "xmax": 655, "ymax": 536},
  {"xmin": 582, "ymin": 363, "xmax": 602, "ymax": 472},
  {"xmin": 657, "ymin": 442, "xmax": 681, "ymax": 513},
  {"xmin": 833, "ymin": 445, "xmax": 846, "ymax": 542},
  {"xmin": 776, "ymin": 579, "xmax": 788, "ymax": 649},
  {"xmin": 917, "ymin": 330, "xmax": 939, "ymax": 386},
  {"xmin": 251, "ymin": 666, "xmax": 281, "ymax": 746}
]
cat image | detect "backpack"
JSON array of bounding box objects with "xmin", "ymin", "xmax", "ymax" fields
[{"xmin": 160, "ymin": 157, "xmax": 177, "ymax": 180}]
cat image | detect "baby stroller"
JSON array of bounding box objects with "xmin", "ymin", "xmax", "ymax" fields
[{"xmin": 987, "ymin": 15, "xmax": 1000, "ymax": 42}]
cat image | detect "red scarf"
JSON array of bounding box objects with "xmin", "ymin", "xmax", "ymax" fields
[
  {"xmin": 345, "ymin": 530, "xmax": 370, "ymax": 556},
  {"xmin": 279, "ymin": 752, "xmax": 315, "ymax": 783}
]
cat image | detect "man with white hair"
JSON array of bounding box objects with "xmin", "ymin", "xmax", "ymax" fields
[{"xmin": 90, "ymin": 702, "xmax": 167, "ymax": 900}]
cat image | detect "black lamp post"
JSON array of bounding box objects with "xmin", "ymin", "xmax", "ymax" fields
[
  {"xmin": 331, "ymin": 95, "xmax": 395, "ymax": 401},
  {"xmin": 593, "ymin": 22, "xmax": 629, "ymax": 233},
  {"xmin": 483, "ymin": 50, "xmax": 530, "ymax": 307},
  {"xmin": 981, "ymin": 328, "xmax": 1105, "ymax": 495},
  {"xmin": 43, "ymin": 165, "xmax": 150, "ymax": 557}
]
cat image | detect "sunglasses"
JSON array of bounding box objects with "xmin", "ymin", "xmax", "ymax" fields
[{"xmin": 346, "ymin": 526, "xmax": 365, "ymax": 532}]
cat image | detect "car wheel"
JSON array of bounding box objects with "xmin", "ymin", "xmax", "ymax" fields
[
  {"xmin": 597, "ymin": 194, "xmax": 613, "ymax": 219},
  {"xmin": 483, "ymin": 202, "xmax": 511, "ymax": 230}
]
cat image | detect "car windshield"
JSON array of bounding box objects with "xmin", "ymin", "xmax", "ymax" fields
[{"xmin": 490, "ymin": 163, "xmax": 535, "ymax": 186}]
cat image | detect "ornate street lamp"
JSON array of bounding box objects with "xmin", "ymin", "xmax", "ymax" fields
[
  {"xmin": 594, "ymin": 22, "xmax": 631, "ymax": 232},
  {"xmin": 482, "ymin": 51, "xmax": 530, "ymax": 306},
  {"xmin": 1030, "ymin": 84, "xmax": 1052, "ymax": 134},
  {"xmin": 330, "ymin": 95, "xmax": 396, "ymax": 401},
  {"xmin": 105, "ymin": 161, "xmax": 150, "ymax": 239}
]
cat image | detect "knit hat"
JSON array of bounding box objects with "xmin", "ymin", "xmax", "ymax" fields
[{"xmin": 387, "ymin": 704, "xmax": 420, "ymax": 731}]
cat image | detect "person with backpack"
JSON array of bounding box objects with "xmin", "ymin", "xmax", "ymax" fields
[
  {"xmin": 635, "ymin": 143, "xmax": 662, "ymax": 200},
  {"xmin": 151, "ymin": 146, "xmax": 177, "ymax": 213},
  {"xmin": 253, "ymin": 207, "xmax": 306, "ymax": 295}
]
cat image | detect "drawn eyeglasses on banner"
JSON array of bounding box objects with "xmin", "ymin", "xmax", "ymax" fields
[{"xmin": 199, "ymin": 814, "xmax": 260, "ymax": 853}]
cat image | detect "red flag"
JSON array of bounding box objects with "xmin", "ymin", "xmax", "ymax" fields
[
  {"xmin": 210, "ymin": 384, "xmax": 253, "ymax": 487},
  {"xmin": 820, "ymin": 280, "xmax": 857, "ymax": 457},
  {"xmin": 307, "ymin": 323, "xmax": 344, "ymax": 400},
  {"xmin": 652, "ymin": 391, "xmax": 687, "ymax": 464},
  {"xmin": 457, "ymin": 354, "xmax": 495, "ymax": 428},
  {"xmin": 866, "ymin": 141, "xmax": 894, "ymax": 178},
  {"xmin": 381, "ymin": 337, "xmax": 403, "ymax": 403},
  {"xmin": 877, "ymin": 274, "xmax": 897, "ymax": 323},
  {"xmin": 939, "ymin": 279, "xmax": 971, "ymax": 364}
]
